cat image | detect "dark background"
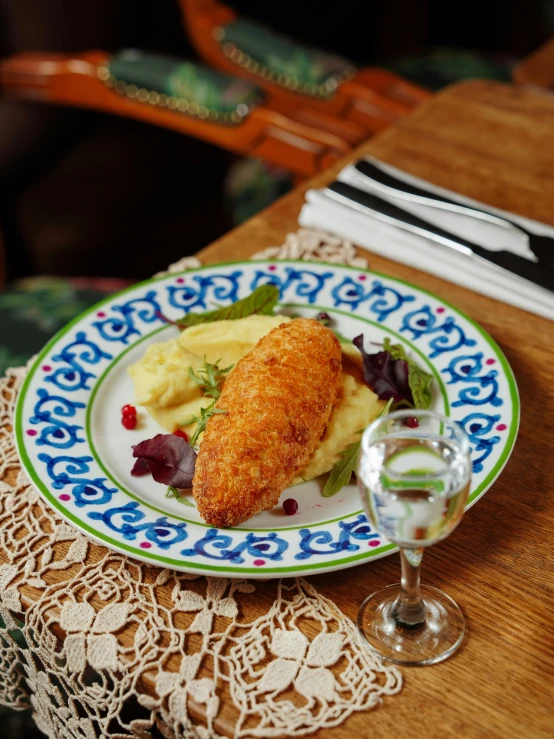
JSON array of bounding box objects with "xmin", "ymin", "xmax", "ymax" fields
[{"xmin": 0, "ymin": 0, "xmax": 552, "ymax": 282}]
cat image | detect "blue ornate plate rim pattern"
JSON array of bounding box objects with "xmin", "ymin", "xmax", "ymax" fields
[{"xmin": 14, "ymin": 260, "xmax": 520, "ymax": 577}]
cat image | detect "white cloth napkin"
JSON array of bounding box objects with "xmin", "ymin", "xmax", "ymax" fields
[{"xmin": 299, "ymin": 157, "xmax": 554, "ymax": 320}]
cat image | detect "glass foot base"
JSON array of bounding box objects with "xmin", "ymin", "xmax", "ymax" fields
[{"xmin": 357, "ymin": 584, "xmax": 465, "ymax": 666}]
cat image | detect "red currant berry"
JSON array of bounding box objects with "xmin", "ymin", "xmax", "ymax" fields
[
  {"xmin": 403, "ymin": 416, "xmax": 419, "ymax": 428},
  {"xmin": 121, "ymin": 404, "xmax": 137, "ymax": 417},
  {"xmin": 122, "ymin": 414, "xmax": 137, "ymax": 430},
  {"xmin": 173, "ymin": 429, "xmax": 189, "ymax": 441},
  {"xmin": 315, "ymin": 311, "xmax": 331, "ymax": 324},
  {"xmin": 283, "ymin": 498, "xmax": 298, "ymax": 515}
]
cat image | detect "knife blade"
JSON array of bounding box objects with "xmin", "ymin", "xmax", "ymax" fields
[
  {"xmin": 354, "ymin": 159, "xmax": 554, "ymax": 268},
  {"xmin": 325, "ymin": 181, "xmax": 554, "ymax": 293}
]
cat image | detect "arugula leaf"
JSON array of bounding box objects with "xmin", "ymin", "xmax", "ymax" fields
[
  {"xmin": 182, "ymin": 358, "xmax": 233, "ymax": 445},
  {"xmin": 176, "ymin": 285, "xmax": 279, "ymax": 328},
  {"xmin": 322, "ymin": 398, "xmax": 394, "ymax": 498},
  {"xmin": 383, "ymin": 338, "xmax": 434, "ymax": 410},
  {"xmin": 182, "ymin": 403, "xmax": 227, "ymax": 447},
  {"xmin": 166, "ymin": 486, "xmax": 195, "ymax": 506},
  {"xmin": 188, "ymin": 357, "xmax": 234, "ymax": 400}
]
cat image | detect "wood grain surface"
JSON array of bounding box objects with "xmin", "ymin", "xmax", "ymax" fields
[
  {"xmin": 200, "ymin": 80, "xmax": 554, "ymax": 739},
  {"xmin": 514, "ymin": 37, "xmax": 554, "ymax": 90},
  {"xmin": 6, "ymin": 80, "xmax": 554, "ymax": 738}
]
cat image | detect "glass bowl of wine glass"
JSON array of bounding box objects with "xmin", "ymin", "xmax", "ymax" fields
[{"xmin": 357, "ymin": 409, "xmax": 471, "ymax": 666}]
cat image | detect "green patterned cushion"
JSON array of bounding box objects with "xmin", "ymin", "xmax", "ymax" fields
[
  {"xmin": 0, "ymin": 278, "xmax": 127, "ymax": 378},
  {"xmin": 216, "ymin": 19, "xmax": 354, "ymax": 97},
  {"xmin": 103, "ymin": 50, "xmax": 263, "ymax": 123}
]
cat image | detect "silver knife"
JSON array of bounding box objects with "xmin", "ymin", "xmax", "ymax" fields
[
  {"xmin": 325, "ymin": 181, "xmax": 554, "ymax": 293},
  {"xmin": 354, "ymin": 159, "xmax": 554, "ymax": 268}
]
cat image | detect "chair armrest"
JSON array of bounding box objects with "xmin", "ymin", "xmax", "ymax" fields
[
  {"xmin": 0, "ymin": 50, "xmax": 350, "ymax": 176},
  {"xmin": 178, "ymin": 0, "xmax": 430, "ymax": 134}
]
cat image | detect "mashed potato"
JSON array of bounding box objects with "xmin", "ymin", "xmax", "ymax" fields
[
  {"xmin": 293, "ymin": 353, "xmax": 383, "ymax": 483},
  {"xmin": 128, "ymin": 315, "xmax": 383, "ymax": 481},
  {"xmin": 128, "ymin": 315, "xmax": 291, "ymax": 436},
  {"xmin": 178, "ymin": 314, "xmax": 291, "ymax": 367}
]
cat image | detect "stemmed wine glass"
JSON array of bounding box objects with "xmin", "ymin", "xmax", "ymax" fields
[{"xmin": 356, "ymin": 409, "xmax": 471, "ymax": 666}]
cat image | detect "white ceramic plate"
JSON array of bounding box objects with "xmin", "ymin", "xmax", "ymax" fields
[{"xmin": 15, "ymin": 261, "xmax": 519, "ymax": 577}]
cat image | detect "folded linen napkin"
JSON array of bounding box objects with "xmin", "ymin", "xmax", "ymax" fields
[{"xmin": 299, "ymin": 157, "xmax": 554, "ymax": 320}]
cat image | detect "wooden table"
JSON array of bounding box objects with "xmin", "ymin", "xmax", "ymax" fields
[
  {"xmin": 514, "ymin": 37, "xmax": 554, "ymax": 90},
  {"xmin": 6, "ymin": 80, "xmax": 554, "ymax": 738},
  {"xmin": 197, "ymin": 80, "xmax": 554, "ymax": 738}
]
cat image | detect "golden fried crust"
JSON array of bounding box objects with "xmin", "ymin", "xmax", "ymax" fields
[{"xmin": 192, "ymin": 318, "xmax": 342, "ymax": 527}]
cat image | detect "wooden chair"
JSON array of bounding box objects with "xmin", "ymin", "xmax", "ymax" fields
[
  {"xmin": 0, "ymin": 50, "xmax": 366, "ymax": 179},
  {"xmin": 513, "ymin": 38, "xmax": 554, "ymax": 90},
  {"xmin": 178, "ymin": 0, "xmax": 431, "ymax": 135}
]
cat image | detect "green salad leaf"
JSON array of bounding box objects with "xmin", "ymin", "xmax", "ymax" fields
[
  {"xmin": 378, "ymin": 397, "xmax": 394, "ymax": 418},
  {"xmin": 166, "ymin": 486, "xmax": 195, "ymax": 506},
  {"xmin": 322, "ymin": 438, "xmax": 361, "ymax": 498},
  {"xmin": 382, "ymin": 338, "xmax": 434, "ymax": 410},
  {"xmin": 176, "ymin": 285, "xmax": 279, "ymax": 328},
  {"xmin": 332, "ymin": 329, "xmax": 352, "ymax": 345}
]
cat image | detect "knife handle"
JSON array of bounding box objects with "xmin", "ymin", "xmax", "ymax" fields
[
  {"xmin": 326, "ymin": 181, "xmax": 554, "ymax": 293},
  {"xmin": 328, "ymin": 181, "xmax": 477, "ymax": 254},
  {"xmin": 355, "ymin": 160, "xmax": 529, "ymax": 239}
]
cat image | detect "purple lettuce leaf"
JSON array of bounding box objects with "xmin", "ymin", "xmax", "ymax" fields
[
  {"xmin": 353, "ymin": 334, "xmax": 414, "ymax": 407},
  {"xmin": 131, "ymin": 457, "xmax": 151, "ymax": 477},
  {"xmin": 132, "ymin": 434, "xmax": 197, "ymax": 488}
]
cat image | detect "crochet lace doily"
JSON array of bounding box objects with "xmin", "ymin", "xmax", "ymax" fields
[
  {"xmin": 0, "ymin": 230, "xmax": 401, "ymax": 739},
  {"xmin": 251, "ymin": 229, "xmax": 368, "ymax": 267}
]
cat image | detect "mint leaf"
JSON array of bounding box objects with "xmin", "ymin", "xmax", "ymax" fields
[
  {"xmin": 383, "ymin": 338, "xmax": 433, "ymax": 410},
  {"xmin": 176, "ymin": 285, "xmax": 279, "ymax": 328}
]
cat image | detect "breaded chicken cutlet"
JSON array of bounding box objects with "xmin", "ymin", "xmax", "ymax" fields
[{"xmin": 192, "ymin": 318, "xmax": 342, "ymax": 527}]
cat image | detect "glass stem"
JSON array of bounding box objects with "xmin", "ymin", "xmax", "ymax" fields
[{"xmin": 394, "ymin": 548, "xmax": 426, "ymax": 628}]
